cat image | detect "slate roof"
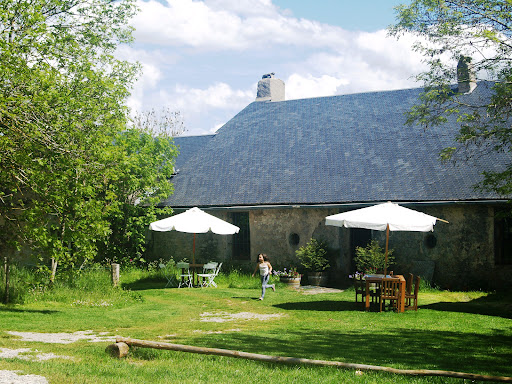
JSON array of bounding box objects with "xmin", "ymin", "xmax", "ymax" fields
[
  {"xmin": 164, "ymin": 81, "xmax": 508, "ymax": 208},
  {"xmin": 173, "ymin": 134, "xmax": 214, "ymax": 171}
]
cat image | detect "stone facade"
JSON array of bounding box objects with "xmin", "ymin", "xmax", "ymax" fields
[{"xmin": 147, "ymin": 203, "xmax": 512, "ymax": 290}]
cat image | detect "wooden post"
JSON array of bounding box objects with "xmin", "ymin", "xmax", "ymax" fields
[
  {"xmin": 112, "ymin": 337, "xmax": 512, "ymax": 383},
  {"xmin": 50, "ymin": 258, "xmax": 58, "ymax": 284},
  {"xmin": 111, "ymin": 263, "xmax": 120, "ymax": 287}
]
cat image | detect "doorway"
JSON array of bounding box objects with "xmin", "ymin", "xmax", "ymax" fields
[
  {"xmin": 350, "ymin": 228, "xmax": 371, "ymax": 272},
  {"xmin": 231, "ymin": 212, "xmax": 251, "ymax": 260}
]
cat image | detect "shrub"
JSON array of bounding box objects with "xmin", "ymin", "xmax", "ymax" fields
[
  {"xmin": 296, "ymin": 238, "xmax": 330, "ymax": 272},
  {"xmin": 354, "ymin": 239, "xmax": 394, "ymax": 274}
]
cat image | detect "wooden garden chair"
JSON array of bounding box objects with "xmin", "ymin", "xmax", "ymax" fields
[
  {"xmin": 379, "ymin": 278, "xmax": 401, "ymax": 312},
  {"xmin": 405, "ymin": 275, "xmax": 420, "ymax": 311},
  {"xmin": 354, "ymin": 274, "xmax": 366, "ymax": 304}
]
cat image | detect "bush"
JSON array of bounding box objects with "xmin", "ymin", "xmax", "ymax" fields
[
  {"xmin": 354, "ymin": 240, "xmax": 394, "ymax": 274},
  {"xmin": 296, "ymin": 238, "xmax": 330, "ymax": 272}
]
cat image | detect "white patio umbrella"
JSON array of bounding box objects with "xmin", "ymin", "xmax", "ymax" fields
[
  {"xmin": 325, "ymin": 202, "xmax": 448, "ymax": 275},
  {"xmin": 149, "ymin": 207, "xmax": 240, "ymax": 264}
]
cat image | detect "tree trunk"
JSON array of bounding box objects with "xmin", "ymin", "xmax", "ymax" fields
[
  {"xmin": 3, "ymin": 256, "xmax": 9, "ymax": 304},
  {"xmin": 50, "ymin": 258, "xmax": 58, "ymax": 284}
]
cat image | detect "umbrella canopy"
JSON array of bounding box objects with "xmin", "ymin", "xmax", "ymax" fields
[
  {"xmin": 149, "ymin": 207, "xmax": 240, "ymax": 264},
  {"xmin": 325, "ymin": 202, "xmax": 446, "ymax": 274},
  {"xmin": 150, "ymin": 207, "xmax": 240, "ymax": 235}
]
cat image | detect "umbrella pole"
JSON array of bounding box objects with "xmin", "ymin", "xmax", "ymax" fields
[
  {"xmin": 384, "ymin": 224, "xmax": 389, "ymax": 275},
  {"xmin": 192, "ymin": 233, "xmax": 196, "ymax": 265}
]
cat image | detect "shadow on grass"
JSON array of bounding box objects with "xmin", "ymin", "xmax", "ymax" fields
[
  {"xmin": 0, "ymin": 306, "xmax": 58, "ymax": 314},
  {"xmin": 420, "ymin": 291, "xmax": 512, "ymax": 319},
  {"xmin": 275, "ymin": 300, "xmax": 358, "ymax": 312},
  {"xmin": 275, "ymin": 292, "xmax": 512, "ymax": 318},
  {"xmin": 191, "ymin": 327, "xmax": 512, "ymax": 377},
  {"xmin": 122, "ymin": 277, "xmax": 171, "ymax": 291}
]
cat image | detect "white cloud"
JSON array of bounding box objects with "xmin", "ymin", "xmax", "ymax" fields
[
  {"xmin": 204, "ymin": 0, "xmax": 280, "ymax": 17},
  {"xmin": 173, "ymin": 82, "xmax": 253, "ymax": 110},
  {"xmin": 132, "ymin": 0, "xmax": 348, "ymax": 50},
  {"xmin": 286, "ymin": 74, "xmax": 349, "ymax": 100},
  {"xmin": 124, "ymin": 1, "xmax": 429, "ymax": 135},
  {"xmin": 150, "ymin": 82, "xmax": 254, "ymax": 134}
]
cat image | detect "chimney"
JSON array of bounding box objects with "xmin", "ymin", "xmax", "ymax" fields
[
  {"xmin": 457, "ymin": 56, "xmax": 477, "ymax": 94},
  {"xmin": 255, "ymin": 73, "xmax": 285, "ymax": 102}
]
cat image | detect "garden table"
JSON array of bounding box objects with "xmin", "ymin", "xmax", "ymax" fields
[{"xmin": 364, "ymin": 274, "xmax": 406, "ymax": 312}]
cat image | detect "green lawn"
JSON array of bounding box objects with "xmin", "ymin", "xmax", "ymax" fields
[{"xmin": 0, "ymin": 273, "xmax": 511, "ymax": 383}]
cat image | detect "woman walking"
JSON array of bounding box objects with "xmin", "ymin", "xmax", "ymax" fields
[{"xmin": 252, "ymin": 253, "xmax": 275, "ymax": 300}]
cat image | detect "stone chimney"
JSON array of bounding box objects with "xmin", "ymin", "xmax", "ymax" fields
[
  {"xmin": 457, "ymin": 56, "xmax": 477, "ymax": 94},
  {"xmin": 255, "ymin": 73, "xmax": 285, "ymax": 102}
]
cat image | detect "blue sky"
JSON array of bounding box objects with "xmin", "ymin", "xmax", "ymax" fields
[
  {"xmin": 120, "ymin": 0, "xmax": 421, "ymax": 136},
  {"xmin": 272, "ymin": 0, "xmax": 403, "ymax": 31}
]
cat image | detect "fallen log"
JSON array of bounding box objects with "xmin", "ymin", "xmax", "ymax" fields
[
  {"xmin": 113, "ymin": 337, "xmax": 512, "ymax": 383},
  {"xmin": 105, "ymin": 342, "xmax": 130, "ymax": 358}
]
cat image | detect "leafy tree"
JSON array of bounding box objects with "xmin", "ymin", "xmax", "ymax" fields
[
  {"xmin": 354, "ymin": 240, "xmax": 394, "ymax": 274},
  {"xmin": 0, "ymin": 0, "xmax": 139, "ymax": 274},
  {"xmin": 390, "ymin": 0, "xmax": 512, "ymax": 195},
  {"xmin": 99, "ymin": 126, "xmax": 179, "ymax": 265}
]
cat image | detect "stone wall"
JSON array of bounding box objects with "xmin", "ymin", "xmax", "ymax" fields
[
  {"xmin": 147, "ymin": 203, "xmax": 510, "ymax": 290},
  {"xmin": 249, "ymin": 207, "xmax": 342, "ymax": 268}
]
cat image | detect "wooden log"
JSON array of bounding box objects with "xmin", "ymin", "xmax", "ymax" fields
[
  {"xmin": 116, "ymin": 337, "xmax": 512, "ymax": 383},
  {"xmin": 105, "ymin": 342, "xmax": 130, "ymax": 358}
]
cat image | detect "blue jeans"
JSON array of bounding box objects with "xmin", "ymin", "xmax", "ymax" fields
[{"xmin": 260, "ymin": 274, "xmax": 273, "ymax": 298}]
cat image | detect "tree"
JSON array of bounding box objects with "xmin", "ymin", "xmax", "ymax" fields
[
  {"xmin": 132, "ymin": 107, "xmax": 187, "ymax": 137},
  {"xmin": 98, "ymin": 126, "xmax": 179, "ymax": 265},
  {"xmin": 390, "ymin": 0, "xmax": 512, "ymax": 195},
  {"xmin": 0, "ymin": 0, "xmax": 139, "ymax": 277}
]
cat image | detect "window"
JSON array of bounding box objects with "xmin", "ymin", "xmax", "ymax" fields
[
  {"xmin": 495, "ymin": 209, "xmax": 512, "ymax": 265},
  {"xmin": 231, "ymin": 212, "xmax": 250, "ymax": 260}
]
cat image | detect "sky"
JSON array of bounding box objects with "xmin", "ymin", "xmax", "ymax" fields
[{"xmin": 119, "ymin": 0, "xmax": 422, "ymax": 137}]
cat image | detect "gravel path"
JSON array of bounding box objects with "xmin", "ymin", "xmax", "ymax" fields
[{"xmin": 0, "ymin": 370, "xmax": 48, "ymax": 384}]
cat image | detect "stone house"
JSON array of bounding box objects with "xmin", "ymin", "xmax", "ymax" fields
[{"xmin": 148, "ymin": 72, "xmax": 512, "ymax": 290}]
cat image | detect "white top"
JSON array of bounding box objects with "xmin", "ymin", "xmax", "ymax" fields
[{"xmin": 259, "ymin": 263, "xmax": 269, "ymax": 276}]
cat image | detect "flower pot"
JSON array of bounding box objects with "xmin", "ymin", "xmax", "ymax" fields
[
  {"xmin": 280, "ymin": 276, "xmax": 301, "ymax": 288},
  {"xmin": 307, "ymin": 272, "xmax": 328, "ymax": 286}
]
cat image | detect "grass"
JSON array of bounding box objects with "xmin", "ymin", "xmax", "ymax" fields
[{"xmin": 0, "ymin": 267, "xmax": 511, "ymax": 383}]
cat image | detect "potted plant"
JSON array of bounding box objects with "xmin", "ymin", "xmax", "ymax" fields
[
  {"xmin": 354, "ymin": 239, "xmax": 394, "ymax": 275},
  {"xmin": 274, "ymin": 267, "xmax": 302, "ymax": 288},
  {"xmin": 296, "ymin": 238, "xmax": 330, "ymax": 286}
]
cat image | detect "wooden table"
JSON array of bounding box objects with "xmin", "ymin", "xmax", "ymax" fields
[{"xmin": 364, "ymin": 274, "xmax": 406, "ymax": 312}]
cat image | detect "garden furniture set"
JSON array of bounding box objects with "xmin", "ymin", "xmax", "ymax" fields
[{"xmin": 354, "ymin": 272, "xmax": 420, "ymax": 312}]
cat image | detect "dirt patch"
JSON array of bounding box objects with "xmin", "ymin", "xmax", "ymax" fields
[
  {"xmin": 6, "ymin": 330, "xmax": 115, "ymax": 344},
  {"xmin": 0, "ymin": 347, "xmax": 71, "ymax": 362},
  {"xmin": 200, "ymin": 312, "xmax": 282, "ymax": 322},
  {"xmin": 193, "ymin": 328, "xmax": 242, "ymax": 334},
  {"xmin": 0, "ymin": 370, "xmax": 48, "ymax": 384},
  {"xmin": 298, "ymin": 286, "xmax": 344, "ymax": 295}
]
